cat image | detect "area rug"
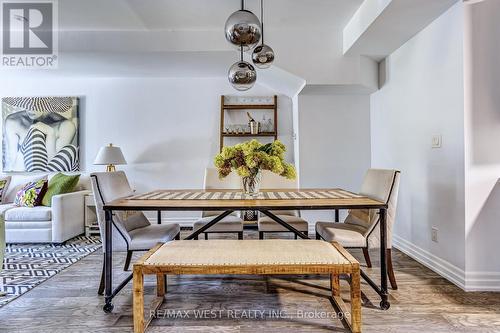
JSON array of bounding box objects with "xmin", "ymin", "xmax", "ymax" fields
[{"xmin": 0, "ymin": 235, "xmax": 101, "ymax": 307}]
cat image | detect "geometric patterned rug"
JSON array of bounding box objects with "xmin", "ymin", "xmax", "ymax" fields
[{"xmin": 0, "ymin": 236, "xmax": 101, "ymax": 308}]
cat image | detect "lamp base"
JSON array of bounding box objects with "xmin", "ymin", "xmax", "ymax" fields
[{"xmin": 106, "ymin": 164, "xmax": 116, "ymax": 172}]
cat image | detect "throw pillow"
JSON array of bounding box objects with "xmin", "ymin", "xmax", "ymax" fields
[
  {"xmin": 14, "ymin": 177, "xmax": 48, "ymax": 207},
  {"xmin": 42, "ymin": 173, "xmax": 81, "ymax": 207},
  {"xmin": 0, "ymin": 176, "xmax": 11, "ymax": 203}
]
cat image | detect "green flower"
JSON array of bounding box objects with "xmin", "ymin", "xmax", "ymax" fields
[{"xmin": 214, "ymin": 139, "xmax": 296, "ymax": 181}]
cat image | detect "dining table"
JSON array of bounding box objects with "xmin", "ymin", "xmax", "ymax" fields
[{"xmin": 101, "ymin": 188, "xmax": 390, "ymax": 313}]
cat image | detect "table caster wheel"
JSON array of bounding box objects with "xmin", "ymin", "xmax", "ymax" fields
[
  {"xmin": 380, "ymin": 300, "xmax": 390, "ymax": 310},
  {"xmin": 103, "ymin": 303, "xmax": 114, "ymax": 313}
]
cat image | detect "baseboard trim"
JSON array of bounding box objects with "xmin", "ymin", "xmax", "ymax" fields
[
  {"xmin": 465, "ymin": 271, "xmax": 500, "ymax": 291},
  {"xmin": 393, "ymin": 235, "xmax": 500, "ymax": 291},
  {"xmin": 393, "ymin": 235, "xmax": 466, "ymax": 290}
]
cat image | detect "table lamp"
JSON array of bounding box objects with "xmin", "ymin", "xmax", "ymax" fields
[{"xmin": 94, "ymin": 143, "xmax": 127, "ymax": 172}]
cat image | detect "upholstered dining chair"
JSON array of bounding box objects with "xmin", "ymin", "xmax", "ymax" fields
[
  {"xmin": 257, "ymin": 170, "xmax": 309, "ymax": 239},
  {"xmin": 315, "ymin": 169, "xmax": 400, "ymax": 290},
  {"xmin": 192, "ymin": 168, "xmax": 244, "ymax": 240},
  {"xmin": 91, "ymin": 171, "xmax": 180, "ymax": 295}
]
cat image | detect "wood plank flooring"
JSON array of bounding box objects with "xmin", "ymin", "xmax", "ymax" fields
[{"xmin": 0, "ymin": 231, "xmax": 499, "ymax": 333}]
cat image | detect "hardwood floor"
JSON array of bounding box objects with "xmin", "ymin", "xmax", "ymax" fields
[{"xmin": 1, "ymin": 231, "xmax": 499, "ymax": 333}]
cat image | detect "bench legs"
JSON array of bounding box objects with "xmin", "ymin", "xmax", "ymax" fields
[
  {"xmin": 331, "ymin": 273, "xmax": 340, "ymax": 297},
  {"xmin": 330, "ymin": 270, "xmax": 361, "ymax": 333},
  {"xmin": 133, "ymin": 266, "xmax": 144, "ymax": 333},
  {"xmin": 133, "ymin": 269, "xmax": 361, "ymax": 333},
  {"xmin": 350, "ymin": 268, "xmax": 362, "ymax": 333},
  {"xmin": 133, "ymin": 268, "xmax": 167, "ymax": 333},
  {"xmin": 157, "ymin": 273, "xmax": 166, "ymax": 297}
]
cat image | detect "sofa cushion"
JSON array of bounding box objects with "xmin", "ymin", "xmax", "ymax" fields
[
  {"xmin": 42, "ymin": 173, "xmax": 80, "ymax": 206},
  {"xmin": 0, "ymin": 176, "xmax": 11, "ymax": 203},
  {"xmin": 0, "ymin": 203, "xmax": 15, "ymax": 215},
  {"xmin": 4, "ymin": 174, "xmax": 47, "ymax": 203},
  {"xmin": 5, "ymin": 220, "xmax": 52, "ymax": 229},
  {"xmin": 48, "ymin": 172, "xmax": 90, "ymax": 191},
  {"xmin": 5, "ymin": 206, "xmax": 52, "ymax": 221},
  {"xmin": 14, "ymin": 177, "xmax": 48, "ymax": 207}
]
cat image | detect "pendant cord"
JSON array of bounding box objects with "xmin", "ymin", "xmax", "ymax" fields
[
  {"xmin": 241, "ymin": 0, "xmax": 244, "ymax": 10},
  {"xmin": 261, "ymin": 0, "xmax": 264, "ymax": 44},
  {"xmin": 240, "ymin": 45, "xmax": 243, "ymax": 61}
]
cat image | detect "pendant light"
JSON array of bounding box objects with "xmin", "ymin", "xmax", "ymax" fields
[
  {"xmin": 252, "ymin": 0, "xmax": 274, "ymax": 69},
  {"xmin": 225, "ymin": 0, "xmax": 261, "ymax": 52},
  {"xmin": 228, "ymin": 45, "xmax": 257, "ymax": 91}
]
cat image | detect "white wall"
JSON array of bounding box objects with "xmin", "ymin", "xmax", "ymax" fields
[
  {"xmin": 298, "ymin": 93, "xmax": 372, "ymax": 224},
  {"xmin": 0, "ymin": 77, "xmax": 293, "ymax": 222},
  {"xmin": 370, "ymin": 1, "xmax": 466, "ymax": 282},
  {"xmin": 463, "ymin": 0, "xmax": 500, "ymax": 289}
]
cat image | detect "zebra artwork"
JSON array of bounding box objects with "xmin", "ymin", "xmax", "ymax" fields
[{"xmin": 2, "ymin": 97, "xmax": 79, "ymax": 172}]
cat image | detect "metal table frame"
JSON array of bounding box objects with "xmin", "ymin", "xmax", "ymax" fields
[{"xmin": 102, "ymin": 199, "xmax": 389, "ymax": 313}]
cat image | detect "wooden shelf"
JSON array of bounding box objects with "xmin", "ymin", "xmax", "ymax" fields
[
  {"xmin": 222, "ymin": 132, "xmax": 277, "ymax": 137},
  {"xmin": 220, "ymin": 95, "xmax": 278, "ymax": 152},
  {"xmin": 224, "ymin": 104, "xmax": 276, "ymax": 110}
]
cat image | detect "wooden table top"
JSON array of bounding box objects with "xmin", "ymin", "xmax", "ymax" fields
[{"xmin": 104, "ymin": 188, "xmax": 386, "ymax": 211}]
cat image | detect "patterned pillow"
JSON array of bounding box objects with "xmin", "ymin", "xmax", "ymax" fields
[
  {"xmin": 0, "ymin": 176, "xmax": 11, "ymax": 203},
  {"xmin": 14, "ymin": 177, "xmax": 48, "ymax": 207}
]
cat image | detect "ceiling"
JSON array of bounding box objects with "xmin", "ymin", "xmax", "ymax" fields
[
  {"xmin": 2, "ymin": 0, "xmax": 460, "ymax": 93},
  {"xmin": 59, "ymin": 0, "xmax": 363, "ymax": 32}
]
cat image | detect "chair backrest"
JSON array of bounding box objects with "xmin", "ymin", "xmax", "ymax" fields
[
  {"xmin": 259, "ymin": 170, "xmax": 300, "ymax": 217},
  {"xmin": 90, "ymin": 171, "xmax": 150, "ymax": 252},
  {"xmin": 203, "ymin": 168, "xmax": 241, "ymax": 217},
  {"xmin": 345, "ymin": 169, "xmax": 400, "ymax": 249}
]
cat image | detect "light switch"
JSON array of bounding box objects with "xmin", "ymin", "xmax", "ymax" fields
[{"xmin": 432, "ymin": 135, "xmax": 442, "ymax": 148}]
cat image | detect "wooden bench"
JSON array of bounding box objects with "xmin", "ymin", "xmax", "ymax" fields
[{"xmin": 133, "ymin": 240, "xmax": 361, "ymax": 333}]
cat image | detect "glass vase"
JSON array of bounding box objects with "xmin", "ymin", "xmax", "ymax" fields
[{"xmin": 242, "ymin": 170, "xmax": 262, "ymax": 196}]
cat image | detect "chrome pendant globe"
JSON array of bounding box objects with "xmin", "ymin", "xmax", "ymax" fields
[
  {"xmin": 252, "ymin": 44, "xmax": 274, "ymax": 69},
  {"xmin": 225, "ymin": 10, "xmax": 261, "ymax": 51},
  {"xmin": 228, "ymin": 60, "xmax": 257, "ymax": 91}
]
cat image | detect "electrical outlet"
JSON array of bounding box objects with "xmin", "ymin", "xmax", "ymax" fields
[
  {"xmin": 431, "ymin": 227, "xmax": 438, "ymax": 242},
  {"xmin": 432, "ymin": 135, "xmax": 442, "ymax": 148}
]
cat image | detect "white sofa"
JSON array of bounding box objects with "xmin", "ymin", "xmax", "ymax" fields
[{"xmin": 2, "ymin": 173, "xmax": 91, "ymax": 244}]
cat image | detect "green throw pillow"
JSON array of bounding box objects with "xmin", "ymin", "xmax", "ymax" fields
[{"xmin": 42, "ymin": 173, "xmax": 81, "ymax": 207}]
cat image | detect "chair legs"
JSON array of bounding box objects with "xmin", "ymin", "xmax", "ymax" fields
[
  {"xmin": 259, "ymin": 231, "xmax": 264, "ymax": 240},
  {"xmin": 387, "ymin": 249, "xmax": 398, "ymax": 290},
  {"xmin": 175, "ymin": 232, "xmax": 180, "ymax": 240},
  {"xmin": 238, "ymin": 232, "xmax": 243, "ymax": 240},
  {"xmin": 362, "ymin": 248, "xmax": 372, "ymax": 268},
  {"xmin": 124, "ymin": 250, "xmax": 133, "ymax": 271},
  {"xmin": 98, "ymin": 255, "xmax": 105, "ymax": 295},
  {"xmin": 204, "ymin": 233, "xmax": 209, "ymax": 240},
  {"xmin": 316, "ymin": 232, "xmax": 321, "ymax": 240}
]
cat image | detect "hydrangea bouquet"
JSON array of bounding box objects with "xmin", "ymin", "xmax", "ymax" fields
[{"xmin": 214, "ymin": 140, "xmax": 296, "ymax": 195}]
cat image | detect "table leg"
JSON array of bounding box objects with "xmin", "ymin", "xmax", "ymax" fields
[
  {"xmin": 260, "ymin": 210, "xmax": 309, "ymax": 239},
  {"xmin": 379, "ymin": 208, "xmax": 390, "ymax": 310},
  {"xmin": 103, "ymin": 209, "xmax": 114, "ymax": 313},
  {"xmin": 184, "ymin": 210, "xmax": 234, "ymax": 240}
]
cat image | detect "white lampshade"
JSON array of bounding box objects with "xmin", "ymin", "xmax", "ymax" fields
[{"xmin": 94, "ymin": 144, "xmax": 127, "ymax": 165}]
